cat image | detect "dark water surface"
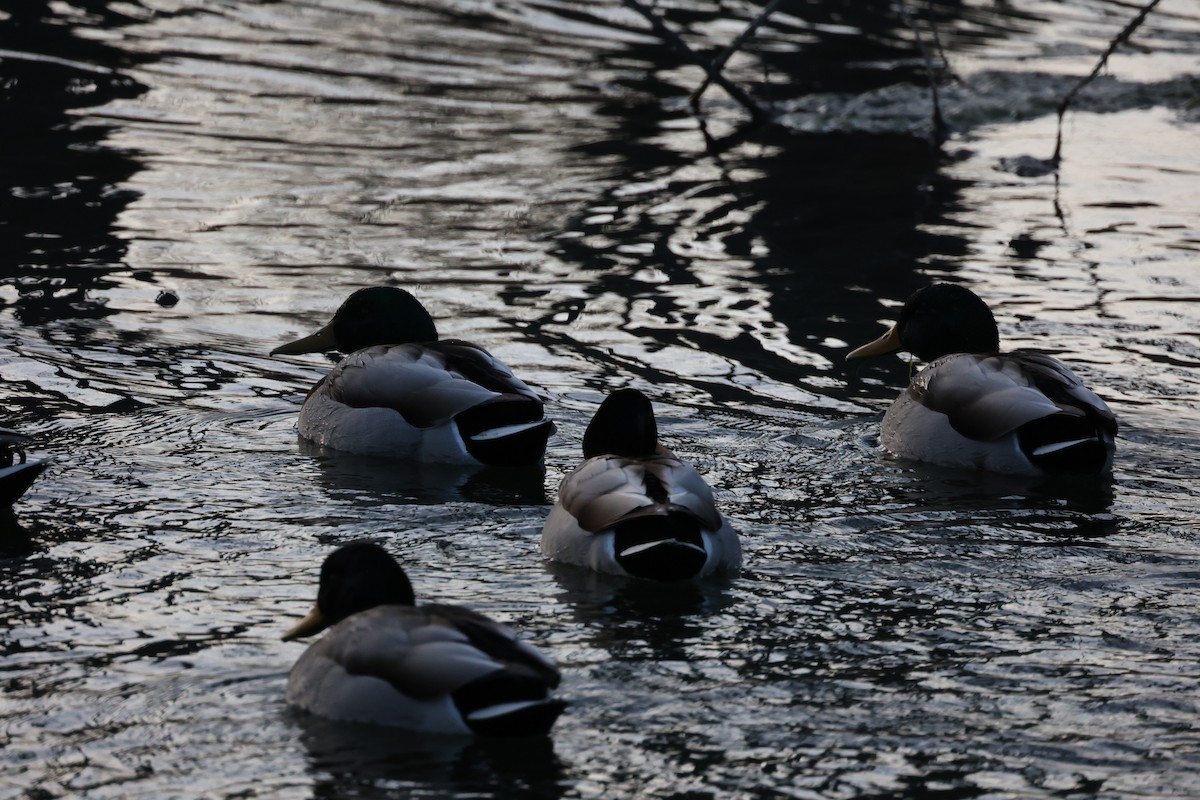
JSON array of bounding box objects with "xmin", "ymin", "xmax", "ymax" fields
[{"xmin": 2, "ymin": 1, "xmax": 1199, "ymax": 797}]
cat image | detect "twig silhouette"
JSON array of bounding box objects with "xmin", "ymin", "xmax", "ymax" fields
[
  {"xmin": 1052, "ymin": 0, "xmax": 1162, "ymax": 164},
  {"xmin": 622, "ymin": 0, "xmax": 770, "ymax": 124},
  {"xmin": 689, "ymin": 0, "xmax": 783, "ymax": 110},
  {"xmin": 897, "ymin": 0, "xmax": 949, "ymax": 143}
]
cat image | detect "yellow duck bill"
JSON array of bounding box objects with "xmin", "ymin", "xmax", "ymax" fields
[{"xmin": 846, "ymin": 323, "xmax": 903, "ymax": 360}]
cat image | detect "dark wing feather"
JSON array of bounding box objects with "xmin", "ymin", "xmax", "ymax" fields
[
  {"xmin": 1014, "ymin": 351, "xmax": 1117, "ymax": 436},
  {"xmin": 326, "ymin": 342, "xmax": 540, "ymax": 428},
  {"xmin": 911, "ymin": 353, "xmax": 1061, "ymax": 441},
  {"xmin": 327, "ymin": 605, "xmax": 558, "ymax": 698},
  {"xmin": 912, "ymin": 352, "xmax": 1115, "ymax": 442},
  {"xmin": 420, "ymin": 604, "xmax": 561, "ymax": 688},
  {"xmin": 425, "ymin": 341, "xmax": 540, "ymax": 399}
]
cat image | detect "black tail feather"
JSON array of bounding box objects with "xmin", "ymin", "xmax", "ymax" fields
[
  {"xmin": 455, "ymin": 398, "xmax": 553, "ymax": 466},
  {"xmin": 453, "ymin": 672, "xmax": 564, "ymax": 737},
  {"xmin": 613, "ymin": 512, "xmax": 708, "ymax": 581},
  {"xmin": 1018, "ymin": 413, "xmax": 1112, "ymax": 473}
]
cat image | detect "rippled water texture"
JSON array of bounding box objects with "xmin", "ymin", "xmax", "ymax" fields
[{"xmin": 2, "ymin": 1, "xmax": 1200, "ymax": 797}]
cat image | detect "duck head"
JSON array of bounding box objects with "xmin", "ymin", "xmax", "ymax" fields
[
  {"xmin": 283, "ymin": 541, "xmax": 417, "ymax": 641},
  {"xmin": 582, "ymin": 388, "xmax": 659, "ymax": 459},
  {"xmin": 272, "ymin": 287, "xmax": 439, "ymax": 356},
  {"xmin": 847, "ymin": 283, "xmax": 1000, "ymax": 362}
]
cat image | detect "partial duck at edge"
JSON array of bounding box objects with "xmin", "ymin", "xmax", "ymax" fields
[{"xmin": 0, "ymin": 427, "xmax": 48, "ymax": 506}]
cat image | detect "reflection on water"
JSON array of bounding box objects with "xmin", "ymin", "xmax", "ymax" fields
[
  {"xmin": 2, "ymin": 0, "xmax": 1200, "ymax": 797},
  {"xmin": 299, "ymin": 440, "xmax": 549, "ymax": 507},
  {"xmin": 298, "ymin": 715, "xmax": 568, "ymax": 799},
  {"xmin": 0, "ymin": 1, "xmax": 147, "ymax": 324},
  {"xmin": 542, "ymin": 126, "xmax": 955, "ymax": 416},
  {"xmin": 547, "ymin": 559, "xmax": 739, "ymax": 623},
  {"xmin": 867, "ymin": 457, "xmax": 1120, "ymax": 529}
]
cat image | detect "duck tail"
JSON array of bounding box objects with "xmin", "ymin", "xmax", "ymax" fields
[
  {"xmin": 455, "ymin": 397, "xmax": 554, "ymax": 466},
  {"xmin": 453, "ymin": 672, "xmax": 565, "ymax": 737},
  {"xmin": 1018, "ymin": 412, "xmax": 1115, "ymax": 473},
  {"xmin": 613, "ymin": 511, "xmax": 709, "ymax": 581}
]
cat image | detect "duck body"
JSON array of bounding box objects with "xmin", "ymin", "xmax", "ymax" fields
[
  {"xmin": 880, "ymin": 351, "xmax": 1116, "ymax": 475},
  {"xmin": 284, "ymin": 542, "xmax": 564, "ymax": 736},
  {"xmin": 273, "ymin": 287, "xmax": 552, "ymax": 467},
  {"xmin": 286, "ymin": 604, "xmax": 563, "ymax": 735},
  {"xmin": 848, "ymin": 284, "xmax": 1117, "ymax": 477},
  {"xmin": 297, "ymin": 341, "xmax": 552, "ymax": 465},
  {"xmin": 542, "ymin": 452, "xmax": 741, "ymax": 580},
  {"xmin": 541, "ymin": 389, "xmax": 741, "ymax": 581}
]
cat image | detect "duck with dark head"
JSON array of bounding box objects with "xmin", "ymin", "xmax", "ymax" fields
[
  {"xmin": 283, "ymin": 541, "xmax": 565, "ymax": 736},
  {"xmin": 272, "ymin": 287, "xmax": 554, "ymax": 467},
  {"xmin": 541, "ymin": 388, "xmax": 742, "ymax": 581},
  {"xmin": 847, "ymin": 283, "xmax": 1117, "ymax": 476}
]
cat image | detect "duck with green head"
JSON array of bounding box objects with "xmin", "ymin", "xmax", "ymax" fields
[
  {"xmin": 283, "ymin": 541, "xmax": 565, "ymax": 736},
  {"xmin": 271, "ymin": 287, "xmax": 553, "ymax": 466},
  {"xmin": 541, "ymin": 388, "xmax": 742, "ymax": 581},
  {"xmin": 847, "ymin": 283, "xmax": 1117, "ymax": 476}
]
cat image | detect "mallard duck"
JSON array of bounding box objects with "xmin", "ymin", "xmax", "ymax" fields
[
  {"xmin": 846, "ymin": 283, "xmax": 1117, "ymax": 475},
  {"xmin": 282, "ymin": 541, "xmax": 565, "ymax": 736},
  {"xmin": 271, "ymin": 287, "xmax": 553, "ymax": 466},
  {"xmin": 541, "ymin": 389, "xmax": 741, "ymax": 581},
  {"xmin": 0, "ymin": 427, "xmax": 48, "ymax": 506}
]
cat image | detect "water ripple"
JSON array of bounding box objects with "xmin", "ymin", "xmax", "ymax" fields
[{"xmin": 2, "ymin": 1, "xmax": 1199, "ymax": 798}]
